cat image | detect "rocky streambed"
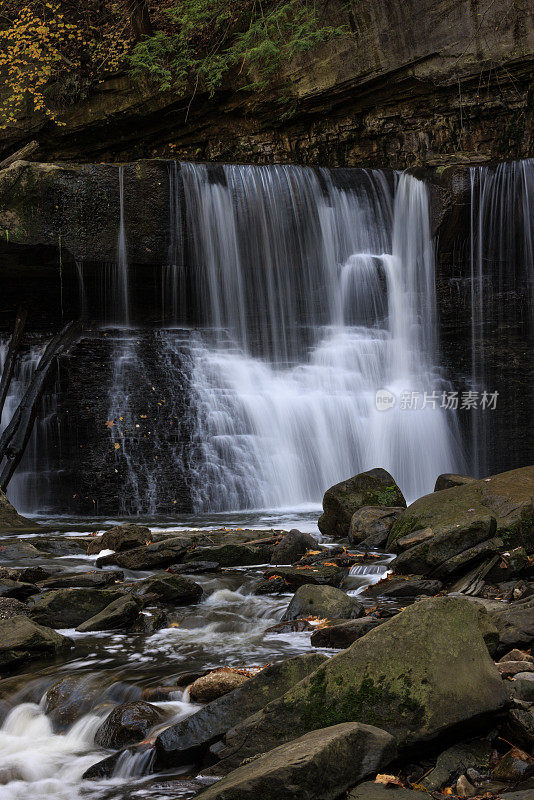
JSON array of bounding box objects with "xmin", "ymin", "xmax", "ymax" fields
[{"xmin": 0, "ymin": 465, "xmax": 534, "ymax": 800}]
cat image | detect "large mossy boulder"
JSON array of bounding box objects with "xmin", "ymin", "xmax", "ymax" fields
[
  {"xmin": 194, "ymin": 722, "xmax": 396, "ymax": 800},
  {"xmin": 0, "ymin": 614, "xmax": 72, "ymax": 672},
  {"xmin": 318, "ymin": 469, "xmax": 406, "ymax": 538},
  {"xmin": 210, "ymin": 597, "xmax": 508, "ymax": 774},
  {"xmin": 155, "ymin": 653, "xmax": 327, "ymax": 768},
  {"xmin": 388, "ymin": 466, "xmax": 534, "ymax": 553},
  {"xmin": 0, "ymin": 489, "xmax": 41, "ymax": 533}
]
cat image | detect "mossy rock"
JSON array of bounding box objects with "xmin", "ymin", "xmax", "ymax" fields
[
  {"xmin": 388, "ymin": 466, "xmax": 534, "ymax": 552},
  {"xmin": 0, "ymin": 489, "xmax": 41, "ymax": 533},
  {"xmin": 318, "ymin": 469, "xmax": 406, "ymax": 538},
  {"xmin": 210, "ymin": 597, "xmax": 508, "ymax": 774}
]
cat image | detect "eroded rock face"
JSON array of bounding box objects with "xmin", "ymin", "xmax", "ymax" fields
[
  {"xmin": 194, "ymin": 722, "xmax": 396, "ymax": 800},
  {"xmin": 209, "ymin": 597, "xmax": 508, "ymax": 774},
  {"xmin": 318, "ymin": 469, "xmax": 406, "ymax": 538}
]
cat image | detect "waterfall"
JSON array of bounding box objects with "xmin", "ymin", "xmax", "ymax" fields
[
  {"xmin": 170, "ymin": 164, "xmax": 462, "ymax": 508},
  {"xmin": 469, "ymin": 158, "xmax": 534, "ymax": 476}
]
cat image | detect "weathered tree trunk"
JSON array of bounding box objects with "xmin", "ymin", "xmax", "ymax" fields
[
  {"xmin": 0, "ymin": 141, "xmax": 39, "ymax": 171},
  {"xmin": 129, "ymin": 0, "xmax": 153, "ymax": 40},
  {"xmin": 0, "ymin": 321, "xmax": 81, "ymax": 493},
  {"xmin": 0, "ymin": 307, "xmax": 27, "ymax": 423}
]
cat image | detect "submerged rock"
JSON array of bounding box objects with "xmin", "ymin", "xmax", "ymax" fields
[
  {"xmin": 95, "ymin": 700, "xmax": 166, "ymax": 749},
  {"xmin": 189, "ymin": 670, "xmax": 250, "ymax": 703},
  {"xmin": 281, "ymin": 584, "xmax": 364, "ymax": 621},
  {"xmin": 270, "ymin": 530, "xmax": 318, "ymax": 564},
  {"xmin": 210, "ymin": 597, "xmax": 508, "ymax": 774},
  {"xmin": 86, "ymin": 523, "xmax": 153, "ymax": 555},
  {"xmin": 44, "ymin": 675, "xmax": 100, "ymax": 730},
  {"xmin": 194, "ymin": 722, "xmax": 396, "ymax": 800},
  {"xmin": 318, "ymin": 469, "xmax": 406, "ymax": 538},
  {"xmin": 349, "ymin": 506, "xmax": 404, "ymax": 548},
  {"xmin": 155, "ymin": 653, "xmax": 327, "ymax": 768},
  {"xmin": 0, "ymin": 614, "xmax": 72, "ymax": 672},
  {"xmin": 28, "ymin": 587, "xmax": 126, "ymax": 628}
]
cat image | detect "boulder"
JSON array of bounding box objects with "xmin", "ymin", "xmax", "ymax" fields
[
  {"xmin": 254, "ymin": 576, "xmax": 290, "ymax": 595},
  {"xmin": 210, "ymin": 597, "xmax": 508, "ymax": 774},
  {"xmin": 0, "ymin": 615, "xmax": 72, "ymax": 672},
  {"xmin": 349, "ymin": 506, "xmax": 404, "ymax": 548},
  {"xmin": 392, "ymin": 516, "xmax": 497, "ymax": 576},
  {"xmin": 421, "ymin": 740, "xmax": 493, "ymax": 790},
  {"xmin": 485, "ymin": 597, "xmax": 534, "ymax": 652},
  {"xmin": 363, "ymin": 576, "xmax": 442, "ymax": 599},
  {"xmin": 281, "ymin": 584, "xmax": 364, "ymax": 621},
  {"xmin": 0, "ymin": 579, "xmax": 39, "ymax": 600},
  {"xmin": 0, "ymin": 566, "xmax": 50, "ymax": 583},
  {"xmin": 432, "ymin": 536, "xmax": 503, "ymax": 578},
  {"xmin": 76, "ymin": 594, "xmax": 141, "ymax": 632},
  {"xmin": 28, "ymin": 588, "xmax": 126, "ymax": 628},
  {"xmin": 270, "ymin": 530, "xmax": 318, "ymax": 564},
  {"xmin": 492, "ymin": 748, "xmax": 534, "ymax": 782},
  {"xmin": 434, "ymin": 474, "xmax": 478, "ymax": 492},
  {"xmin": 87, "ymin": 523, "xmax": 153, "ymax": 555},
  {"xmin": 96, "ymin": 537, "xmax": 192, "ymax": 570},
  {"xmin": 44, "ymin": 675, "xmax": 100, "ymax": 730},
  {"xmin": 184, "ymin": 544, "xmax": 266, "ymax": 567},
  {"xmin": 310, "ymin": 617, "xmax": 384, "ymax": 648},
  {"xmin": 95, "ymin": 700, "xmax": 166, "ymax": 748},
  {"xmin": 263, "ymin": 565, "xmax": 347, "ymax": 589},
  {"xmin": 189, "ymin": 670, "xmax": 249, "ymax": 703},
  {"xmin": 155, "ymin": 653, "xmax": 327, "ymax": 768},
  {"xmin": 388, "ymin": 466, "xmax": 534, "ymax": 552},
  {"xmin": 506, "ymin": 708, "xmax": 534, "ymax": 749},
  {"xmin": 485, "ymin": 547, "xmax": 530, "ymax": 583},
  {"xmin": 0, "ymin": 490, "xmax": 41, "ymax": 533},
  {"xmin": 133, "ymin": 575, "xmax": 202, "ymax": 605},
  {"xmin": 194, "ymin": 722, "xmax": 396, "ymax": 800},
  {"xmin": 511, "ymin": 674, "xmax": 534, "ymax": 702},
  {"xmin": 38, "ymin": 570, "xmax": 124, "ymax": 589},
  {"xmin": 0, "ymin": 539, "xmax": 44, "ymax": 560},
  {"xmin": 0, "ymin": 597, "xmax": 28, "ymax": 620},
  {"xmin": 265, "ymin": 619, "xmax": 316, "ymax": 633},
  {"xmin": 318, "ymin": 469, "xmax": 406, "ymax": 538}
]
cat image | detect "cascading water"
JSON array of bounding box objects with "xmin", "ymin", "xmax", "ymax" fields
[
  {"xmin": 469, "ymin": 158, "xmax": 534, "ymax": 476},
  {"xmin": 176, "ymin": 164, "xmax": 462, "ymax": 509}
]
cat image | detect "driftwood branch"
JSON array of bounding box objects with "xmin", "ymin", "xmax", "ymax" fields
[
  {"xmin": 0, "ymin": 320, "xmax": 81, "ymax": 492},
  {"xmin": 0, "ymin": 141, "xmax": 39, "ymax": 171},
  {"xmin": 0, "ymin": 307, "xmax": 27, "ymax": 423}
]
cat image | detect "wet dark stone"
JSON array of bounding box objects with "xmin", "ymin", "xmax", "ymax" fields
[{"xmin": 94, "ymin": 701, "xmax": 167, "ymax": 749}]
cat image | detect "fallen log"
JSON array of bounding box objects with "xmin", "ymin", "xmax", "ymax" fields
[
  {"xmin": 0, "ymin": 307, "xmax": 27, "ymax": 422},
  {"xmin": 0, "ymin": 141, "xmax": 39, "ymax": 171},
  {"xmin": 0, "ymin": 320, "xmax": 81, "ymax": 492}
]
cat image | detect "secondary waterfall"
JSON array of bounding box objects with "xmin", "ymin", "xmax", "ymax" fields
[{"xmin": 469, "ymin": 158, "xmax": 534, "ymax": 476}]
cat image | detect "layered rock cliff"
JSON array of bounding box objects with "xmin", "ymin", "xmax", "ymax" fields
[{"xmin": 1, "ymin": 0, "xmax": 532, "ymax": 168}]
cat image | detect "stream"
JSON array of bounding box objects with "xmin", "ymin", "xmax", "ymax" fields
[{"xmin": 0, "ymin": 511, "xmax": 394, "ymax": 800}]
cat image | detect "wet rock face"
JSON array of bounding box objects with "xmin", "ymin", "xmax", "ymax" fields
[
  {"xmin": 94, "ymin": 701, "xmax": 166, "ymax": 749},
  {"xmin": 44, "ymin": 676, "xmax": 100, "ymax": 731},
  {"xmin": 210, "ymin": 597, "xmax": 508, "ymax": 775},
  {"xmin": 0, "ymin": 615, "xmax": 72, "ymax": 672},
  {"xmin": 195, "ymin": 722, "xmax": 396, "ymax": 800},
  {"xmin": 28, "ymin": 587, "xmax": 127, "ymax": 628},
  {"xmin": 318, "ymin": 469, "xmax": 406, "ymax": 538},
  {"xmin": 86, "ymin": 523, "xmax": 153, "ymax": 555}
]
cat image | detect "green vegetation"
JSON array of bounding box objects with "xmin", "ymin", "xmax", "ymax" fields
[{"xmin": 128, "ymin": 0, "xmax": 346, "ymax": 99}]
